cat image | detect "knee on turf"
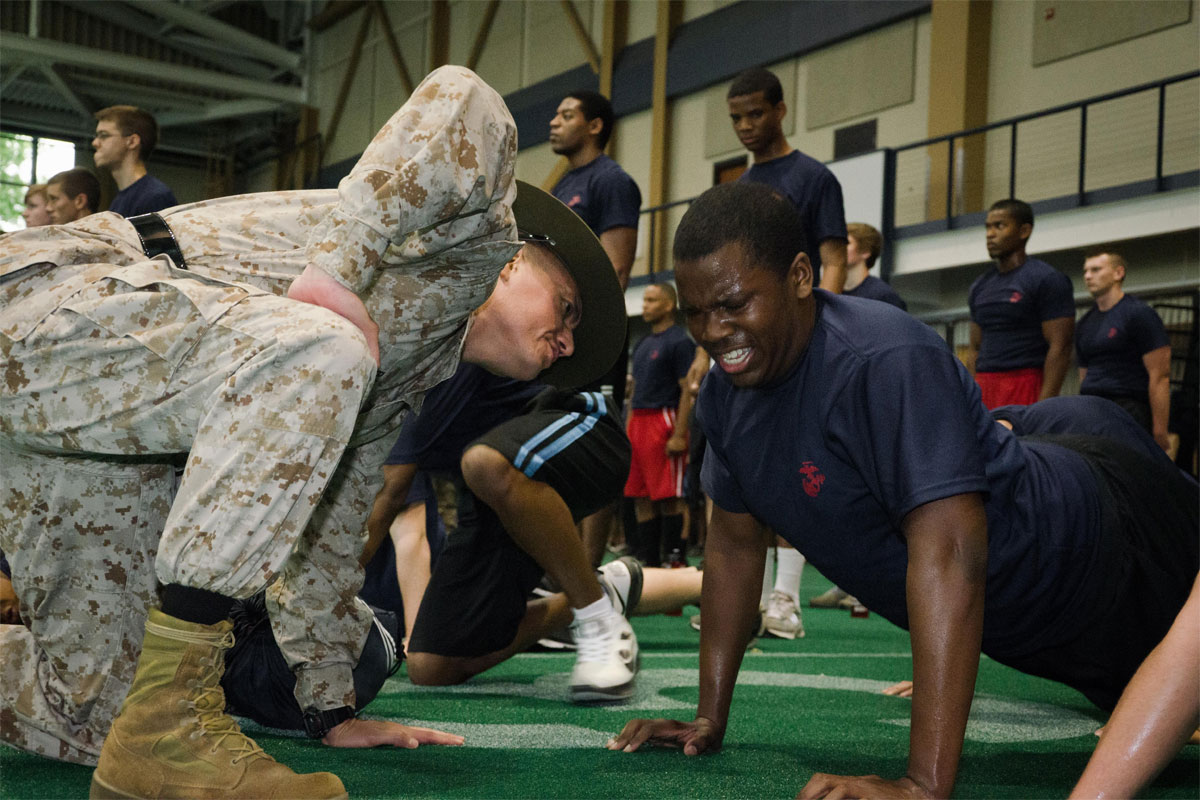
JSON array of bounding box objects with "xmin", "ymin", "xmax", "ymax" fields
[{"xmin": 405, "ymin": 651, "xmax": 476, "ymax": 686}]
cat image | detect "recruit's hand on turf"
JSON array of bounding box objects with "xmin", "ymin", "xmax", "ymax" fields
[
  {"xmin": 322, "ymin": 718, "xmax": 465, "ymax": 749},
  {"xmin": 882, "ymin": 680, "xmax": 914, "ymax": 698},
  {"xmin": 798, "ymin": 773, "xmax": 932, "ymax": 800},
  {"xmin": 607, "ymin": 716, "xmax": 723, "ymax": 755}
]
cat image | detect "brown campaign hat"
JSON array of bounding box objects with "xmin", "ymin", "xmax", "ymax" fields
[{"xmin": 512, "ymin": 180, "xmax": 627, "ymax": 388}]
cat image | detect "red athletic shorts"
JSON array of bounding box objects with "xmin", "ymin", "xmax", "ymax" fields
[
  {"xmin": 624, "ymin": 408, "xmax": 687, "ymax": 500},
  {"xmin": 975, "ymin": 367, "xmax": 1043, "ymax": 410}
]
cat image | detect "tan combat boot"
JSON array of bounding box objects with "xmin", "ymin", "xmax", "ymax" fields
[{"xmin": 90, "ymin": 608, "xmax": 347, "ymax": 800}]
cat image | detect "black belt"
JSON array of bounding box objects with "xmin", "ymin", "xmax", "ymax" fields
[{"xmin": 127, "ymin": 212, "xmax": 187, "ymax": 270}]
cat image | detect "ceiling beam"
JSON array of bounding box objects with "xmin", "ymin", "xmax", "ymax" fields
[
  {"xmin": 68, "ymin": 73, "xmax": 211, "ymax": 110},
  {"xmin": 308, "ymin": 1, "xmax": 367, "ymax": 33},
  {"xmin": 1, "ymin": 33, "xmax": 306, "ymax": 105},
  {"xmin": 157, "ymin": 98, "xmax": 284, "ymax": 127},
  {"xmin": 39, "ymin": 64, "xmax": 93, "ymax": 122},
  {"xmin": 163, "ymin": 33, "xmax": 283, "ymax": 80},
  {"xmin": 124, "ymin": 0, "xmax": 301, "ymax": 71},
  {"xmin": 1, "ymin": 65, "xmax": 27, "ymax": 93}
]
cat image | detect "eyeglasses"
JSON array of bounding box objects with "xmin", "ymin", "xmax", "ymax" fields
[{"xmin": 93, "ymin": 131, "xmax": 130, "ymax": 141}]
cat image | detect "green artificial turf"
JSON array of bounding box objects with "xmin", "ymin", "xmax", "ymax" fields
[{"xmin": 2, "ymin": 567, "xmax": 1197, "ymax": 799}]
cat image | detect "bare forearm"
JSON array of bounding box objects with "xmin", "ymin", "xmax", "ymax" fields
[
  {"xmin": 695, "ymin": 517, "xmax": 768, "ymax": 728},
  {"xmin": 817, "ymin": 239, "xmax": 847, "ymax": 294},
  {"xmin": 1149, "ymin": 373, "xmax": 1171, "ymax": 444},
  {"xmin": 904, "ymin": 498, "xmax": 988, "ymax": 797},
  {"xmin": 1040, "ymin": 343, "xmax": 1071, "ymax": 399},
  {"xmin": 1070, "ymin": 579, "xmax": 1199, "ymax": 799}
]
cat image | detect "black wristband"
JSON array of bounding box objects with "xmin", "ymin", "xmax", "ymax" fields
[{"xmin": 301, "ymin": 705, "xmax": 355, "ymax": 739}]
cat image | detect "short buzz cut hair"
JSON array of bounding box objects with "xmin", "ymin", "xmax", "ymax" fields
[
  {"xmin": 565, "ymin": 89, "xmax": 615, "ymax": 149},
  {"xmin": 726, "ymin": 67, "xmax": 784, "ymax": 106},
  {"xmin": 846, "ymin": 222, "xmax": 883, "ymax": 269},
  {"xmin": 674, "ymin": 182, "xmax": 807, "ymax": 280},
  {"xmin": 1083, "ymin": 245, "xmax": 1128, "ymax": 277},
  {"xmin": 650, "ymin": 282, "xmax": 678, "ymax": 308},
  {"xmin": 989, "ymin": 198, "xmax": 1034, "ymax": 228},
  {"xmin": 48, "ymin": 168, "xmax": 101, "ymax": 213},
  {"xmin": 95, "ymin": 105, "xmax": 159, "ymax": 160}
]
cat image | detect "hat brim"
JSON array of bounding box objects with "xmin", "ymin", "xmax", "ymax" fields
[{"xmin": 512, "ymin": 180, "xmax": 627, "ymax": 388}]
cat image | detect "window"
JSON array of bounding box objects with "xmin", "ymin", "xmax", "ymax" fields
[{"xmin": 0, "ymin": 132, "xmax": 77, "ymax": 232}]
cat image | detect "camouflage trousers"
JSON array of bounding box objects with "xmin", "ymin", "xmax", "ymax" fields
[{"xmin": 0, "ymin": 259, "xmax": 379, "ymax": 764}]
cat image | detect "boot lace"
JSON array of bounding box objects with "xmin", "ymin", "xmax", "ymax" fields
[{"xmin": 190, "ymin": 631, "xmax": 268, "ymax": 766}]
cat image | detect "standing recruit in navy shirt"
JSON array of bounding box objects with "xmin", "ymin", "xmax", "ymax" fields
[
  {"xmin": 726, "ymin": 67, "xmax": 847, "ymax": 292},
  {"xmin": 1076, "ymin": 249, "xmax": 1172, "ymax": 449},
  {"xmin": 843, "ymin": 222, "xmax": 907, "ymax": 311},
  {"xmin": 549, "ymin": 88, "xmax": 642, "ymax": 567},
  {"xmin": 92, "ymin": 105, "xmax": 177, "ymax": 217},
  {"xmin": 607, "ymin": 183, "xmax": 1197, "ymax": 800},
  {"xmin": 967, "ymin": 199, "xmax": 1075, "ymax": 409}
]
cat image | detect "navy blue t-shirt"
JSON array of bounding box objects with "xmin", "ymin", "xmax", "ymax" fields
[
  {"xmin": 385, "ymin": 363, "xmax": 543, "ymax": 471},
  {"xmin": 968, "ymin": 257, "xmax": 1075, "ymax": 372},
  {"xmin": 739, "ymin": 150, "xmax": 847, "ymax": 283},
  {"xmin": 108, "ymin": 174, "xmax": 178, "ymax": 217},
  {"xmin": 630, "ymin": 325, "xmax": 695, "ymax": 410},
  {"xmin": 1075, "ymin": 295, "xmax": 1170, "ymax": 400},
  {"xmin": 845, "ymin": 275, "xmax": 907, "ymax": 311},
  {"xmin": 551, "ymin": 155, "xmax": 642, "ymax": 236},
  {"xmin": 697, "ymin": 292, "xmax": 1102, "ymax": 658}
]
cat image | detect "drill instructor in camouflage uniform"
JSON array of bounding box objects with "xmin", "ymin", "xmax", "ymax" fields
[{"xmin": 0, "ymin": 66, "xmax": 624, "ymax": 799}]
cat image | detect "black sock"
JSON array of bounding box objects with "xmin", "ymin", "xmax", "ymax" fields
[
  {"xmin": 634, "ymin": 518, "xmax": 662, "ymax": 567},
  {"xmin": 661, "ymin": 514, "xmax": 685, "ymax": 559},
  {"xmin": 160, "ymin": 584, "xmax": 236, "ymax": 625}
]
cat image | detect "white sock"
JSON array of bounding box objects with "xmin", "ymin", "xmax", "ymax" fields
[
  {"xmin": 760, "ymin": 547, "xmax": 776, "ymax": 608},
  {"xmin": 573, "ymin": 596, "xmax": 610, "ymax": 622},
  {"xmin": 774, "ymin": 547, "xmax": 806, "ymax": 603}
]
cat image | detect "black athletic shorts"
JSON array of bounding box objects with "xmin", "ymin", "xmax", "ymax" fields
[
  {"xmin": 989, "ymin": 433, "xmax": 1198, "ymax": 711},
  {"xmin": 406, "ymin": 388, "xmax": 630, "ymax": 659}
]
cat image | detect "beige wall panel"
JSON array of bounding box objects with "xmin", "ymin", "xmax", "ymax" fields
[
  {"xmin": 316, "ymin": 47, "xmax": 378, "ymax": 165},
  {"xmin": 988, "ymin": 0, "xmax": 1200, "ymax": 122},
  {"xmin": 607, "ymin": 108, "xmax": 653, "ymax": 278},
  {"xmin": 1163, "ymin": 76, "xmax": 1200, "ymax": 176},
  {"xmin": 703, "ymin": 60, "xmax": 796, "ymax": 159},
  {"xmin": 1084, "ymin": 92, "xmax": 1159, "ymax": 192},
  {"xmin": 626, "ymin": 1, "xmax": 659, "ymax": 41},
  {"xmin": 515, "ymin": 139, "xmax": 560, "ymax": 186},
  {"xmin": 681, "ymin": 0, "xmax": 738, "ymax": 24},
  {"xmin": 669, "ymin": 90, "xmax": 718, "ymax": 201},
  {"xmin": 1011, "ymin": 110, "xmax": 1080, "ymax": 203},
  {"xmin": 523, "ymin": 1, "xmax": 593, "ymax": 85},
  {"xmin": 1032, "ymin": 0, "xmax": 1191, "ymax": 66},
  {"xmin": 369, "ymin": 22, "xmax": 427, "ymax": 137},
  {"xmin": 806, "ymin": 18, "xmax": 916, "ymax": 130},
  {"xmin": 459, "ymin": 1, "xmax": 524, "ymax": 95}
]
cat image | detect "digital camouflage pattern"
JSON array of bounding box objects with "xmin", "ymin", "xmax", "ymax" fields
[{"xmin": 0, "ymin": 65, "xmax": 521, "ymax": 764}]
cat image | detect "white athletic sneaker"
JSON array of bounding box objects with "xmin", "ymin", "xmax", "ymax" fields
[
  {"xmin": 808, "ymin": 587, "xmax": 859, "ymax": 610},
  {"xmin": 764, "ymin": 590, "xmax": 805, "ymax": 639},
  {"xmin": 597, "ymin": 556, "xmax": 644, "ymax": 617},
  {"xmin": 569, "ymin": 611, "xmax": 638, "ymax": 703}
]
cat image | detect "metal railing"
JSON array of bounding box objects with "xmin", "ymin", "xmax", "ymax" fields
[
  {"xmin": 890, "ymin": 70, "xmax": 1200, "ymax": 233},
  {"xmin": 630, "ymin": 71, "xmax": 1198, "ymax": 282}
]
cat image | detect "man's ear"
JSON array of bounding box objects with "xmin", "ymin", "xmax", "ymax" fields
[
  {"xmin": 1019, "ymin": 222, "xmax": 1033, "ymax": 241},
  {"xmin": 126, "ymin": 133, "xmax": 141, "ymax": 156},
  {"xmin": 71, "ymin": 194, "xmax": 88, "ymax": 213},
  {"xmin": 789, "ymin": 251, "xmax": 813, "ymax": 299},
  {"xmin": 776, "ymin": 101, "xmax": 788, "ymax": 121},
  {"xmin": 587, "ymin": 116, "xmax": 604, "ymax": 140}
]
